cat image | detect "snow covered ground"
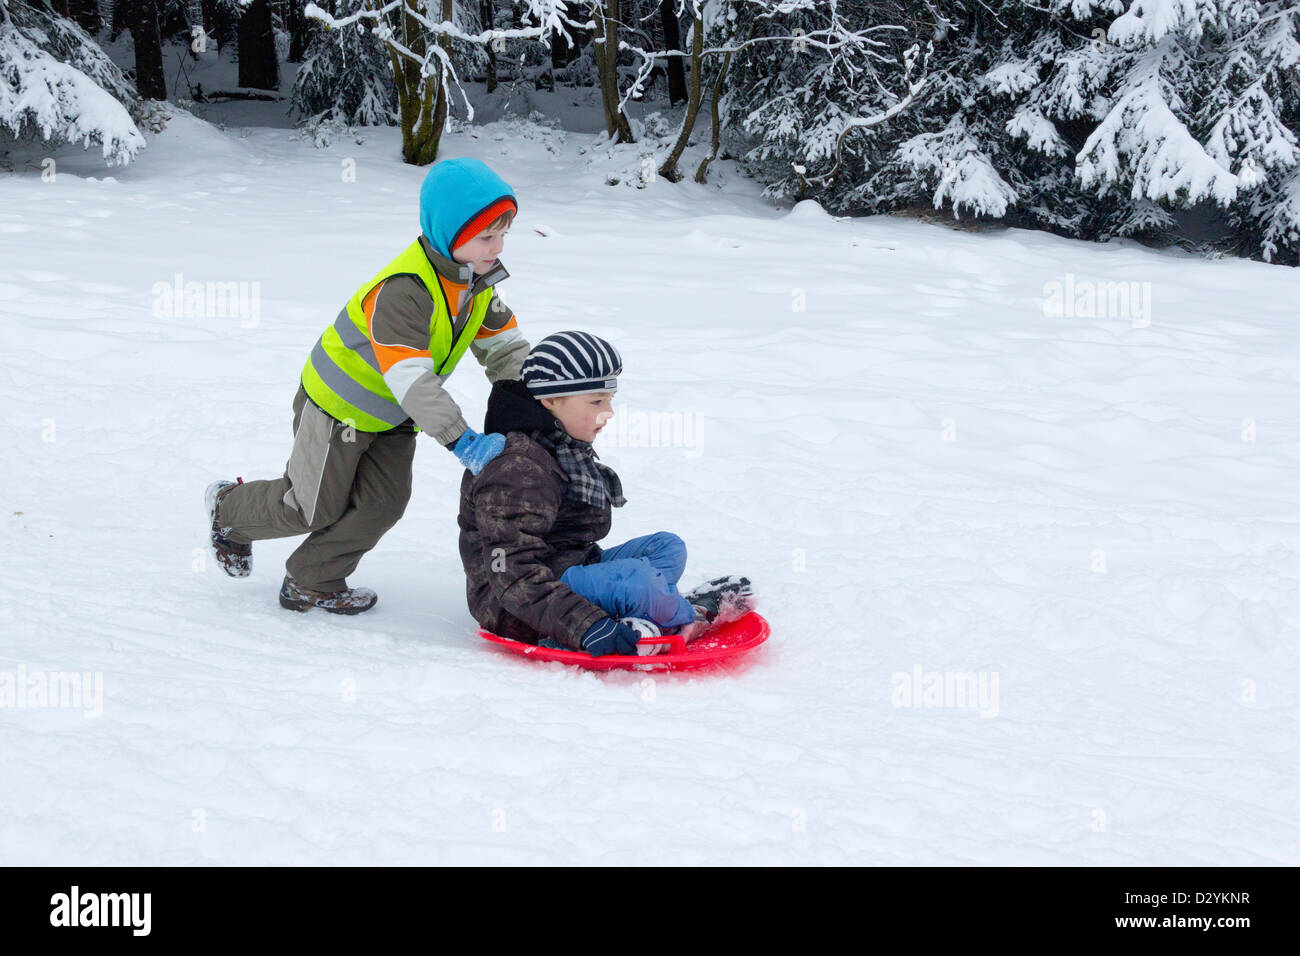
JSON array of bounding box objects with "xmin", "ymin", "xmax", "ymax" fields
[{"xmin": 2, "ymin": 101, "xmax": 1298, "ymax": 865}]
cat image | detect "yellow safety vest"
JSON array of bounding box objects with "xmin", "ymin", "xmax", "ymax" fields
[{"xmin": 301, "ymin": 239, "xmax": 494, "ymax": 431}]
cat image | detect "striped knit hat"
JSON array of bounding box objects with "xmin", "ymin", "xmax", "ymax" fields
[{"xmin": 522, "ymin": 332, "xmax": 622, "ymax": 398}]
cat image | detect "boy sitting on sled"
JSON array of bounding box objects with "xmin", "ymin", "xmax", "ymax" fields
[{"xmin": 458, "ymin": 331, "xmax": 754, "ymax": 656}]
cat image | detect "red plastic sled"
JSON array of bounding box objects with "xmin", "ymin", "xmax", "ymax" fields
[{"xmin": 478, "ymin": 612, "xmax": 770, "ymax": 671}]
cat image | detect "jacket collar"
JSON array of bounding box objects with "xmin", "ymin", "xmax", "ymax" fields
[
  {"xmin": 418, "ymin": 234, "xmax": 509, "ymax": 298},
  {"xmin": 485, "ymin": 379, "xmax": 563, "ymax": 440}
]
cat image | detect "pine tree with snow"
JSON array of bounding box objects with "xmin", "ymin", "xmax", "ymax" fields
[
  {"xmin": 303, "ymin": 0, "xmax": 578, "ymax": 164},
  {"xmin": 719, "ymin": 0, "xmax": 934, "ymax": 208},
  {"xmin": 290, "ymin": 0, "xmax": 399, "ymax": 128},
  {"xmin": 0, "ymin": 0, "xmax": 146, "ymax": 164},
  {"xmin": 1205, "ymin": 1, "xmax": 1300, "ymax": 262},
  {"xmin": 710, "ymin": 0, "xmax": 1299, "ymax": 261},
  {"xmin": 1009, "ymin": 0, "xmax": 1300, "ymax": 259}
]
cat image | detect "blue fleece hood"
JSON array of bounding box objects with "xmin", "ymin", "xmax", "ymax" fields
[{"xmin": 418, "ymin": 158, "xmax": 518, "ymax": 259}]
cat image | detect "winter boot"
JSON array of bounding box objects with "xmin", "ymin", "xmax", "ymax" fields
[
  {"xmin": 679, "ymin": 576, "xmax": 755, "ymax": 642},
  {"xmin": 206, "ymin": 478, "xmax": 252, "ymax": 577},
  {"xmin": 278, "ymin": 574, "xmax": 378, "ymax": 615}
]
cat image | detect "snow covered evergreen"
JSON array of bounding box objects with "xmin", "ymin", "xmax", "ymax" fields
[
  {"xmin": 0, "ymin": 0, "xmax": 145, "ymax": 164},
  {"xmin": 2, "ymin": 0, "xmax": 1296, "ymax": 260},
  {"xmin": 289, "ymin": 0, "xmax": 399, "ymax": 128},
  {"xmin": 718, "ymin": 0, "xmax": 934, "ymax": 205},
  {"xmin": 717, "ymin": 0, "xmax": 1300, "ymax": 261}
]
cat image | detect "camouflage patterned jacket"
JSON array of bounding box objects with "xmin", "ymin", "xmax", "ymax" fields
[{"xmin": 457, "ymin": 380, "xmax": 618, "ymax": 649}]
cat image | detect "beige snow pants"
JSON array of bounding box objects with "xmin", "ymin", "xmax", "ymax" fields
[{"xmin": 217, "ymin": 385, "xmax": 416, "ymax": 591}]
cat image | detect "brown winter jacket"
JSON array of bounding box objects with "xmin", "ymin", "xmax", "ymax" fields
[{"xmin": 457, "ymin": 380, "xmax": 620, "ymax": 649}]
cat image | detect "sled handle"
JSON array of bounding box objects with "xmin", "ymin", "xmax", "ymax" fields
[{"xmin": 638, "ymin": 634, "xmax": 687, "ymax": 655}]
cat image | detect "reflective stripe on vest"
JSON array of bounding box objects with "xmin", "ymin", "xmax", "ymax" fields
[
  {"xmin": 301, "ymin": 240, "xmax": 494, "ymax": 432},
  {"xmin": 307, "ymin": 339, "xmax": 401, "ymax": 424},
  {"xmin": 331, "ymin": 307, "xmax": 380, "ymax": 371}
]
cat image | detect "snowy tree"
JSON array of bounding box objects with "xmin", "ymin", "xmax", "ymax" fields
[
  {"xmin": 894, "ymin": 112, "xmax": 1019, "ymax": 218},
  {"xmin": 1078, "ymin": 3, "xmax": 1239, "ymax": 214},
  {"xmin": 1007, "ymin": 0, "xmax": 1300, "ymax": 258},
  {"xmin": 690, "ymin": 0, "xmax": 1297, "ymax": 260},
  {"xmin": 719, "ymin": 0, "xmax": 935, "ymax": 206},
  {"xmin": 855, "ymin": 0, "xmax": 1299, "ymax": 258},
  {"xmin": 1205, "ymin": 1, "xmax": 1300, "ymax": 262},
  {"xmin": 304, "ymin": 0, "xmax": 580, "ymax": 164},
  {"xmin": 290, "ymin": 0, "xmax": 399, "ymax": 126},
  {"xmin": 0, "ymin": 0, "xmax": 147, "ymax": 164},
  {"xmin": 1250, "ymin": 166, "xmax": 1300, "ymax": 260}
]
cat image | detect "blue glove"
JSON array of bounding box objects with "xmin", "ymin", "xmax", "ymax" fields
[
  {"xmin": 453, "ymin": 428, "xmax": 506, "ymax": 475},
  {"xmin": 579, "ymin": 617, "xmax": 641, "ymax": 656}
]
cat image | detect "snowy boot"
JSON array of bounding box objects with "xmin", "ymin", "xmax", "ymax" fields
[
  {"xmin": 279, "ymin": 574, "xmax": 378, "ymax": 615},
  {"xmin": 679, "ymin": 576, "xmax": 755, "ymax": 642},
  {"xmin": 205, "ymin": 478, "xmax": 252, "ymax": 578},
  {"xmin": 620, "ymin": 617, "xmax": 672, "ymax": 656}
]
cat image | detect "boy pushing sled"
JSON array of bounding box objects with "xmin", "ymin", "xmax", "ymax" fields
[{"xmin": 206, "ymin": 158, "xmax": 524, "ymax": 613}]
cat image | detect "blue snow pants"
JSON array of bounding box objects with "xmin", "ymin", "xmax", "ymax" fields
[{"xmin": 560, "ymin": 531, "xmax": 697, "ymax": 629}]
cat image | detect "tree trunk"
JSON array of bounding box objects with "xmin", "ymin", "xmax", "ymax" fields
[
  {"xmin": 660, "ymin": 0, "xmax": 686, "ymax": 105},
  {"xmin": 132, "ymin": 0, "xmax": 168, "ymax": 100},
  {"xmin": 110, "ymin": 0, "xmax": 131, "ymax": 42},
  {"xmin": 287, "ymin": 0, "xmax": 311, "ymax": 62},
  {"xmin": 658, "ymin": 7, "xmax": 704, "ymax": 181},
  {"xmin": 388, "ymin": 0, "xmax": 441, "ymax": 165},
  {"xmin": 481, "ymin": 0, "xmax": 497, "ymax": 92},
  {"xmin": 199, "ymin": 0, "xmax": 236, "ymax": 52},
  {"xmin": 237, "ymin": 0, "xmax": 280, "ymax": 91},
  {"xmin": 549, "ymin": 17, "xmax": 567, "ymax": 71},
  {"xmin": 694, "ymin": 45, "xmax": 734, "ymax": 183},
  {"xmin": 428, "ymin": 0, "xmax": 452, "ymax": 144},
  {"xmin": 552, "ymin": 19, "xmax": 584, "ymax": 85},
  {"xmin": 695, "ymin": 15, "xmax": 759, "ymax": 183},
  {"xmin": 594, "ymin": 0, "xmax": 634, "ymax": 143}
]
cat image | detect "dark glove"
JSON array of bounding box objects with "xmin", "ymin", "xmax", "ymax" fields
[{"xmin": 579, "ymin": 617, "xmax": 641, "ymax": 656}]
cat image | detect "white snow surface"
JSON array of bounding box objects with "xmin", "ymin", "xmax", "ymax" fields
[{"xmin": 2, "ymin": 105, "xmax": 1298, "ymax": 865}]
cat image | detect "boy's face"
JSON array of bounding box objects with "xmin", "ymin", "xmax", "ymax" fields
[
  {"xmin": 453, "ymin": 223, "xmax": 509, "ymax": 274},
  {"xmin": 542, "ymin": 392, "xmax": 615, "ymax": 443}
]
